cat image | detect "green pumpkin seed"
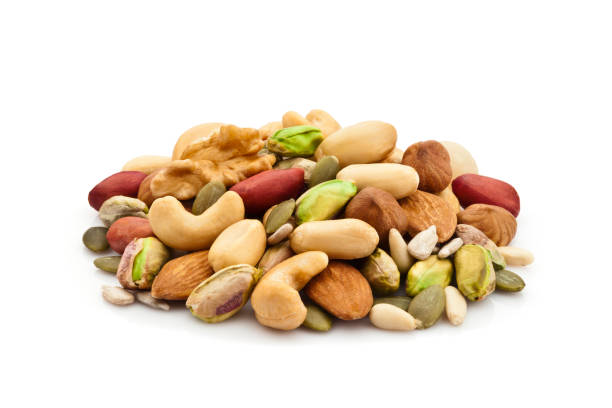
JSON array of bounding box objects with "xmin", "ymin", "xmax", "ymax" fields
[
  {"xmin": 495, "ymin": 269, "xmax": 525, "ymax": 292},
  {"xmin": 373, "ymin": 296, "xmax": 411, "ymax": 311},
  {"xmin": 94, "ymin": 256, "xmax": 122, "ymax": 273},
  {"xmin": 407, "ymin": 285, "xmax": 445, "ymax": 329},
  {"xmin": 309, "ymin": 156, "xmax": 340, "ymax": 188},
  {"xmin": 83, "ymin": 227, "xmax": 109, "ymax": 252},
  {"xmin": 265, "ymin": 199, "xmax": 295, "ymax": 234},
  {"xmin": 192, "ymin": 181, "xmax": 226, "ymax": 215},
  {"xmin": 302, "ymin": 304, "xmax": 332, "ymax": 331}
]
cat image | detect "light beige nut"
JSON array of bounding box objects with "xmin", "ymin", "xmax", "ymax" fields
[
  {"xmin": 172, "ymin": 122, "xmax": 224, "ymax": 160},
  {"xmin": 98, "ymin": 196, "xmax": 148, "ymax": 227},
  {"xmin": 436, "ymin": 186, "xmax": 462, "ymax": 214},
  {"xmin": 257, "ymin": 240, "xmax": 294, "ymax": 274},
  {"xmin": 259, "ymin": 121, "xmax": 282, "ymax": 140},
  {"xmin": 381, "ymin": 148, "xmax": 404, "ymax": 164},
  {"xmin": 336, "ymin": 163, "xmax": 419, "ymax": 199},
  {"xmin": 369, "ymin": 303, "xmax": 419, "ymax": 331},
  {"xmin": 134, "ymin": 291, "xmax": 170, "ymax": 311},
  {"xmin": 407, "ymin": 225, "xmax": 438, "ymax": 260},
  {"xmin": 440, "ymin": 141, "xmax": 478, "ymax": 179},
  {"xmin": 444, "ymin": 286, "xmax": 467, "ymax": 326},
  {"xmin": 102, "ymin": 285, "xmax": 134, "ymax": 306},
  {"xmin": 282, "ymin": 111, "xmax": 310, "ymax": 128},
  {"xmin": 208, "ymin": 219, "xmax": 266, "ymax": 272},
  {"xmin": 267, "ymin": 223, "xmax": 294, "ymax": 245},
  {"xmin": 251, "ymin": 251, "xmax": 329, "ymax": 330},
  {"xmin": 388, "ymin": 228, "xmax": 414, "ymax": 274},
  {"xmin": 290, "ymin": 219, "xmax": 379, "ymax": 260},
  {"xmin": 438, "ymin": 238, "xmax": 464, "ymax": 259},
  {"xmin": 122, "ymin": 155, "xmax": 173, "ymax": 174},
  {"xmin": 314, "ymin": 121, "xmax": 397, "ymax": 167},
  {"xmin": 305, "ymin": 109, "xmax": 341, "ymax": 137},
  {"xmin": 148, "ymin": 191, "xmax": 245, "ymax": 251},
  {"xmin": 497, "ymin": 246, "xmax": 534, "ymax": 266}
]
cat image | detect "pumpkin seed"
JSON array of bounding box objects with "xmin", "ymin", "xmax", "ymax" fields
[
  {"xmin": 373, "ymin": 296, "xmax": 411, "ymax": 311},
  {"xmin": 308, "ymin": 155, "xmax": 340, "ymax": 188},
  {"xmin": 192, "ymin": 181, "xmax": 226, "ymax": 215},
  {"xmin": 94, "ymin": 256, "xmax": 122, "ymax": 273},
  {"xmin": 302, "ymin": 304, "xmax": 332, "ymax": 331},
  {"xmin": 83, "ymin": 226, "xmax": 109, "ymax": 252},
  {"xmin": 495, "ymin": 269, "xmax": 525, "ymax": 292},
  {"xmin": 265, "ymin": 199, "xmax": 295, "ymax": 234},
  {"xmin": 407, "ymin": 285, "xmax": 445, "ymax": 329}
]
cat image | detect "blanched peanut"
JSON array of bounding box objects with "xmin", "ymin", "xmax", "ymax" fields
[
  {"xmin": 497, "ymin": 246, "xmax": 535, "ymax": 266},
  {"xmin": 336, "ymin": 163, "xmax": 419, "ymax": 199}
]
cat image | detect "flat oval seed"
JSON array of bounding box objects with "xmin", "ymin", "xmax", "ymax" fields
[
  {"xmin": 93, "ymin": 256, "xmax": 122, "ymax": 273},
  {"xmin": 495, "ymin": 269, "xmax": 525, "ymax": 292},
  {"xmin": 267, "ymin": 223, "xmax": 294, "ymax": 245},
  {"xmin": 265, "ymin": 199, "xmax": 295, "ymax": 234},
  {"xmin": 135, "ymin": 291, "xmax": 170, "ymax": 310},
  {"xmin": 407, "ymin": 285, "xmax": 445, "ymax": 329},
  {"xmin": 373, "ymin": 296, "xmax": 411, "ymax": 311},
  {"xmin": 102, "ymin": 285, "xmax": 134, "ymax": 306},
  {"xmin": 308, "ymin": 155, "xmax": 340, "ymax": 188},
  {"xmin": 83, "ymin": 227, "xmax": 109, "ymax": 252},
  {"xmin": 192, "ymin": 181, "xmax": 226, "ymax": 215},
  {"xmin": 302, "ymin": 304, "xmax": 332, "ymax": 331}
]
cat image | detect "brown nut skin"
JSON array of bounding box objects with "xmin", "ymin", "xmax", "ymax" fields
[
  {"xmin": 230, "ymin": 168, "xmax": 305, "ymax": 215},
  {"xmin": 457, "ymin": 204, "xmax": 517, "ymax": 246},
  {"xmin": 344, "ymin": 187, "xmax": 408, "ymax": 247},
  {"xmin": 402, "ymin": 141, "xmax": 452, "ymax": 193},
  {"xmin": 106, "ymin": 217, "xmax": 155, "ymax": 254},
  {"xmin": 305, "ymin": 261, "xmax": 373, "ymax": 320},
  {"xmin": 399, "ymin": 190, "xmax": 457, "ymax": 243},
  {"xmin": 151, "ymin": 250, "xmax": 214, "ymax": 300},
  {"xmin": 88, "ymin": 171, "xmax": 148, "ymax": 211}
]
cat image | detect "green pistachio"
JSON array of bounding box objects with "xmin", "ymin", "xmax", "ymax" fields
[
  {"xmin": 186, "ymin": 264, "xmax": 262, "ymax": 323},
  {"xmin": 267, "ymin": 125, "xmax": 323, "ymax": 157},
  {"xmin": 407, "ymin": 285, "xmax": 446, "ymax": 329},
  {"xmin": 98, "ymin": 196, "xmax": 148, "ymax": 227},
  {"xmin": 454, "ymin": 244, "xmax": 496, "ymax": 301},
  {"xmin": 295, "ymin": 179, "xmax": 357, "ymax": 224},
  {"xmin": 373, "ymin": 296, "xmax": 411, "ymax": 311},
  {"xmin": 192, "ymin": 181, "xmax": 226, "ymax": 215},
  {"xmin": 406, "ymin": 255, "xmax": 453, "ymax": 297},
  {"xmin": 116, "ymin": 237, "xmax": 170, "ymax": 290},
  {"xmin": 302, "ymin": 304, "xmax": 333, "ymax": 331},
  {"xmin": 495, "ymin": 269, "xmax": 525, "ymax": 292},
  {"xmin": 360, "ymin": 248, "xmax": 400, "ymax": 296}
]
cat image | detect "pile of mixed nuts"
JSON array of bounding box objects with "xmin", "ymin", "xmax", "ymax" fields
[{"xmin": 84, "ymin": 109, "xmax": 534, "ymax": 332}]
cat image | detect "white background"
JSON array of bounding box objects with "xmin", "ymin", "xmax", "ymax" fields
[{"xmin": 1, "ymin": 1, "xmax": 611, "ymax": 407}]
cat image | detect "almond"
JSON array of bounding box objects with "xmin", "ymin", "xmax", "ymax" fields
[
  {"xmin": 452, "ymin": 174, "xmax": 520, "ymax": 217},
  {"xmin": 305, "ymin": 261, "xmax": 373, "ymax": 320},
  {"xmin": 457, "ymin": 204, "xmax": 517, "ymax": 246},
  {"xmin": 399, "ymin": 190, "xmax": 457, "ymax": 243},
  {"xmin": 151, "ymin": 250, "xmax": 214, "ymax": 300},
  {"xmin": 402, "ymin": 141, "xmax": 452, "ymax": 193}
]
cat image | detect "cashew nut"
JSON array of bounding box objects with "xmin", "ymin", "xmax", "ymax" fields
[
  {"xmin": 148, "ymin": 191, "xmax": 244, "ymax": 251},
  {"xmin": 251, "ymin": 251, "xmax": 329, "ymax": 330}
]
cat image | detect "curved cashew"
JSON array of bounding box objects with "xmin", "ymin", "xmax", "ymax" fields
[
  {"xmin": 148, "ymin": 191, "xmax": 244, "ymax": 251},
  {"xmin": 251, "ymin": 251, "xmax": 329, "ymax": 330}
]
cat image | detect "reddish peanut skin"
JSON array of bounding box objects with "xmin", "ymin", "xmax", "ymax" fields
[
  {"xmin": 106, "ymin": 217, "xmax": 154, "ymax": 254},
  {"xmin": 452, "ymin": 174, "xmax": 520, "ymax": 217},
  {"xmin": 230, "ymin": 168, "xmax": 304, "ymax": 215},
  {"xmin": 88, "ymin": 171, "xmax": 148, "ymax": 210}
]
